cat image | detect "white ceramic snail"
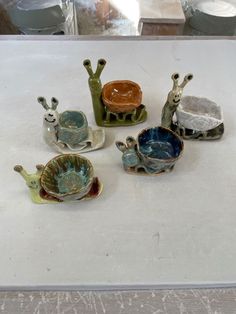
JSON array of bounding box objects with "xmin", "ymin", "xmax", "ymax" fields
[{"xmin": 38, "ymin": 96, "xmax": 105, "ymax": 153}]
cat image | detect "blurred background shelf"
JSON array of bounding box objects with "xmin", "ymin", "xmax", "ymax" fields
[
  {"xmin": 1, "ymin": 0, "xmax": 236, "ymax": 36},
  {"xmin": 138, "ymin": 0, "xmax": 186, "ymax": 35},
  {"xmin": 1, "ymin": 0, "xmax": 78, "ymax": 34}
]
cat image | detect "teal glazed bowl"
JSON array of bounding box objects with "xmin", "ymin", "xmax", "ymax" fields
[
  {"xmin": 58, "ymin": 111, "xmax": 89, "ymax": 147},
  {"xmin": 41, "ymin": 154, "xmax": 94, "ymax": 201}
]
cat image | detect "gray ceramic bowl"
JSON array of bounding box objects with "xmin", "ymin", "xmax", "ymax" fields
[{"xmin": 176, "ymin": 96, "xmax": 223, "ymax": 132}]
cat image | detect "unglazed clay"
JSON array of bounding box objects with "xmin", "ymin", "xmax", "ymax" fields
[
  {"xmin": 116, "ymin": 126, "xmax": 183, "ymax": 175},
  {"xmin": 83, "ymin": 59, "xmax": 147, "ymax": 127},
  {"xmin": 38, "ymin": 97, "xmax": 105, "ymax": 153},
  {"xmin": 161, "ymin": 73, "xmax": 224, "ymax": 140},
  {"xmin": 14, "ymin": 154, "xmax": 102, "ymax": 204}
]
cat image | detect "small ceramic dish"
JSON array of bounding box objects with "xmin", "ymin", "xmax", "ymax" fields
[
  {"xmin": 176, "ymin": 96, "xmax": 224, "ymax": 132},
  {"xmin": 102, "ymin": 80, "xmax": 142, "ymax": 113},
  {"xmin": 41, "ymin": 154, "xmax": 94, "ymax": 201},
  {"xmin": 116, "ymin": 126, "xmax": 183, "ymax": 175},
  {"xmin": 38, "ymin": 97, "xmax": 105, "ymax": 153},
  {"xmin": 14, "ymin": 154, "xmax": 102, "ymax": 204}
]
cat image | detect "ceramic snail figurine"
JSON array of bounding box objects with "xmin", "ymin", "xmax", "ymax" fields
[
  {"xmin": 161, "ymin": 73, "xmax": 224, "ymax": 140},
  {"xmin": 83, "ymin": 59, "xmax": 147, "ymax": 127},
  {"xmin": 161, "ymin": 73, "xmax": 193, "ymax": 129},
  {"xmin": 38, "ymin": 96, "xmax": 105, "ymax": 153},
  {"xmin": 116, "ymin": 126, "xmax": 183, "ymax": 175},
  {"xmin": 14, "ymin": 154, "xmax": 102, "ymax": 204},
  {"xmin": 14, "ymin": 164, "xmax": 57, "ymax": 204}
]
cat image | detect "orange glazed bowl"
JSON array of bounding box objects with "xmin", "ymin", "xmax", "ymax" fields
[{"xmin": 102, "ymin": 80, "xmax": 142, "ymax": 113}]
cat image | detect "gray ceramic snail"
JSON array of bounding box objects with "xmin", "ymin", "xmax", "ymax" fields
[
  {"xmin": 161, "ymin": 73, "xmax": 224, "ymax": 140},
  {"xmin": 161, "ymin": 73, "xmax": 193, "ymax": 129},
  {"xmin": 38, "ymin": 96, "xmax": 105, "ymax": 153}
]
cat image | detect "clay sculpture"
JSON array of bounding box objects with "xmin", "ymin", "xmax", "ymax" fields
[
  {"xmin": 83, "ymin": 58, "xmax": 147, "ymax": 127},
  {"xmin": 14, "ymin": 154, "xmax": 102, "ymax": 204},
  {"xmin": 38, "ymin": 96, "xmax": 105, "ymax": 153},
  {"xmin": 161, "ymin": 73, "xmax": 224, "ymax": 140},
  {"xmin": 116, "ymin": 126, "xmax": 183, "ymax": 175}
]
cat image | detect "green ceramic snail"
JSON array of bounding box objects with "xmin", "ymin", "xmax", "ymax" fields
[
  {"xmin": 14, "ymin": 164, "xmax": 57, "ymax": 204},
  {"xmin": 83, "ymin": 59, "xmax": 147, "ymax": 127},
  {"xmin": 14, "ymin": 155, "xmax": 102, "ymax": 204}
]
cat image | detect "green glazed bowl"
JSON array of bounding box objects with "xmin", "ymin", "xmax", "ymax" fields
[{"xmin": 41, "ymin": 154, "xmax": 94, "ymax": 201}]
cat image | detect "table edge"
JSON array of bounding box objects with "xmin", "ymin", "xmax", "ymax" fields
[{"xmin": 0, "ymin": 35, "xmax": 236, "ymax": 41}]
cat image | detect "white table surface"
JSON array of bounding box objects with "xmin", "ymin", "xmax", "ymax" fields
[{"xmin": 0, "ymin": 38, "xmax": 235, "ymax": 290}]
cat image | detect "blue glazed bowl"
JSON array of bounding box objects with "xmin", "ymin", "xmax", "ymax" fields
[
  {"xmin": 58, "ymin": 111, "xmax": 88, "ymax": 147},
  {"xmin": 41, "ymin": 154, "xmax": 94, "ymax": 201},
  {"xmin": 137, "ymin": 126, "xmax": 183, "ymax": 173}
]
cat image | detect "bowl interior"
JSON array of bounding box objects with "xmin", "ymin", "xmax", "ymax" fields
[
  {"xmin": 179, "ymin": 96, "xmax": 222, "ymax": 120},
  {"xmin": 138, "ymin": 127, "xmax": 182, "ymax": 160},
  {"xmin": 59, "ymin": 111, "xmax": 87, "ymax": 129},
  {"xmin": 177, "ymin": 96, "xmax": 223, "ymax": 131},
  {"xmin": 41, "ymin": 155, "xmax": 93, "ymax": 197},
  {"xmin": 102, "ymin": 80, "xmax": 142, "ymax": 106}
]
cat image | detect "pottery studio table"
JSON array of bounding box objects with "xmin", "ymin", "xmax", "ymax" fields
[{"xmin": 0, "ymin": 37, "xmax": 236, "ymax": 294}]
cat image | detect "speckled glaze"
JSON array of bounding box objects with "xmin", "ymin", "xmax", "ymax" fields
[
  {"xmin": 175, "ymin": 96, "xmax": 224, "ymax": 140},
  {"xmin": 116, "ymin": 126, "xmax": 183, "ymax": 175},
  {"xmin": 14, "ymin": 154, "xmax": 102, "ymax": 204},
  {"xmin": 83, "ymin": 59, "xmax": 147, "ymax": 127},
  {"xmin": 58, "ymin": 110, "xmax": 89, "ymax": 145},
  {"xmin": 38, "ymin": 97, "xmax": 105, "ymax": 153},
  {"xmin": 161, "ymin": 73, "xmax": 224, "ymax": 140}
]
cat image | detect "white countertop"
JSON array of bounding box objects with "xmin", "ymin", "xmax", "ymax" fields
[{"xmin": 0, "ymin": 38, "xmax": 235, "ymax": 289}]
